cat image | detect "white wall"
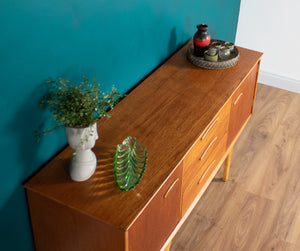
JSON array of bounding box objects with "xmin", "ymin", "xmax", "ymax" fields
[{"xmin": 235, "ymin": 0, "xmax": 300, "ymax": 93}]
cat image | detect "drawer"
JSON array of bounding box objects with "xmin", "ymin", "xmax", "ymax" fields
[
  {"xmin": 227, "ymin": 64, "xmax": 258, "ymax": 147},
  {"xmin": 182, "ymin": 102, "xmax": 230, "ymax": 190},
  {"xmin": 182, "ymin": 134, "xmax": 223, "ymax": 191},
  {"xmin": 128, "ymin": 163, "xmax": 182, "ymax": 251},
  {"xmin": 183, "ymin": 100, "xmax": 230, "ymax": 172},
  {"xmin": 182, "ymin": 135, "xmax": 227, "ymax": 216}
]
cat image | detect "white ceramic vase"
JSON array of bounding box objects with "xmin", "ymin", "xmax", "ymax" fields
[{"xmin": 65, "ymin": 123, "xmax": 98, "ymax": 182}]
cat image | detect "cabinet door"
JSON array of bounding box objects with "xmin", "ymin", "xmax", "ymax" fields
[
  {"xmin": 127, "ymin": 163, "xmax": 182, "ymax": 251},
  {"xmin": 227, "ymin": 64, "xmax": 258, "ymax": 147}
]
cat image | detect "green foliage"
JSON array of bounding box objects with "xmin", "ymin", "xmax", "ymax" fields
[{"xmin": 36, "ymin": 76, "xmax": 125, "ymax": 142}]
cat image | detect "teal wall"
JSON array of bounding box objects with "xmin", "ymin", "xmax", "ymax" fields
[{"xmin": 0, "ymin": 0, "xmax": 241, "ymax": 249}]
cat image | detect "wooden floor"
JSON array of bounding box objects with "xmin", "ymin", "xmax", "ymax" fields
[{"xmin": 171, "ymin": 84, "xmax": 300, "ymax": 251}]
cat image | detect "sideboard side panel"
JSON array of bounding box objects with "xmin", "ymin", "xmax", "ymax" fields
[{"xmin": 26, "ymin": 190, "xmax": 125, "ymax": 251}]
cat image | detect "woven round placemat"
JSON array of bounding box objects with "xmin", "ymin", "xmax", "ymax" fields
[{"xmin": 187, "ymin": 43, "xmax": 239, "ymax": 70}]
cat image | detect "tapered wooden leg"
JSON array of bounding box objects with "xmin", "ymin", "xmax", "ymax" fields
[
  {"xmin": 163, "ymin": 241, "xmax": 172, "ymax": 251},
  {"xmin": 223, "ymin": 148, "xmax": 233, "ymax": 181}
]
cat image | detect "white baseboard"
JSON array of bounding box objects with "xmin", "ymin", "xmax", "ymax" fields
[{"xmin": 258, "ymin": 71, "xmax": 300, "ymax": 94}]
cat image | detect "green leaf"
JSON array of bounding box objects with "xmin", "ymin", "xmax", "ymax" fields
[
  {"xmin": 36, "ymin": 76, "xmax": 125, "ymax": 141},
  {"xmin": 113, "ymin": 136, "xmax": 147, "ymax": 191}
]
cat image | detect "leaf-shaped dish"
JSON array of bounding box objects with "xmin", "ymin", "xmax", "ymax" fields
[{"xmin": 113, "ymin": 136, "xmax": 147, "ymax": 191}]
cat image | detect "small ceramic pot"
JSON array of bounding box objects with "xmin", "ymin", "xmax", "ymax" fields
[
  {"xmin": 204, "ymin": 50, "xmax": 218, "ymax": 62},
  {"xmin": 207, "ymin": 47, "xmax": 218, "ymax": 56},
  {"xmin": 224, "ymin": 42, "xmax": 234, "ymax": 52},
  {"xmin": 65, "ymin": 123, "xmax": 99, "ymax": 182},
  {"xmin": 211, "ymin": 41, "xmax": 222, "ymax": 52},
  {"xmin": 219, "ymin": 46, "xmax": 231, "ymax": 60}
]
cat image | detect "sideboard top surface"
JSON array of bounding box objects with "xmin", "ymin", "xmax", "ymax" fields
[{"xmin": 25, "ymin": 41, "xmax": 263, "ymax": 230}]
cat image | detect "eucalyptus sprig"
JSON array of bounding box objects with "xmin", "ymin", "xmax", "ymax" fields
[{"xmin": 36, "ymin": 76, "xmax": 125, "ymax": 142}]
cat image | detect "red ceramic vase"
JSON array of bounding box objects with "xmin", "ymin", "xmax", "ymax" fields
[{"xmin": 193, "ymin": 24, "xmax": 211, "ymax": 57}]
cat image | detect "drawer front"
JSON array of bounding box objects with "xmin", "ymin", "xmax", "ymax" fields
[
  {"xmin": 182, "ymin": 130, "xmax": 226, "ymax": 192},
  {"xmin": 182, "ymin": 135, "xmax": 227, "ymax": 215},
  {"xmin": 128, "ymin": 163, "xmax": 182, "ymax": 251},
  {"xmin": 227, "ymin": 64, "xmax": 258, "ymax": 147},
  {"xmin": 182, "ymin": 101, "xmax": 230, "ymax": 190}
]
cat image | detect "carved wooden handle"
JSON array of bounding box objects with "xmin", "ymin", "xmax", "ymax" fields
[
  {"xmin": 164, "ymin": 178, "xmax": 179, "ymax": 199},
  {"xmin": 201, "ymin": 117, "xmax": 219, "ymax": 140},
  {"xmin": 234, "ymin": 92, "xmax": 243, "ymax": 105},
  {"xmin": 198, "ymin": 160, "xmax": 216, "ymax": 185},
  {"xmin": 199, "ymin": 136, "xmax": 218, "ymax": 160}
]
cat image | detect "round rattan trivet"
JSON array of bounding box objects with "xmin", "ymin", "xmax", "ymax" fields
[{"xmin": 187, "ymin": 43, "xmax": 239, "ymax": 70}]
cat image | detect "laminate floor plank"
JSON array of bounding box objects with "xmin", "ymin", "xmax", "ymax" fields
[{"xmin": 171, "ymin": 84, "xmax": 300, "ymax": 251}]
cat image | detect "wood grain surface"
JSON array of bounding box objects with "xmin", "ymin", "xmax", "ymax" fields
[
  {"xmin": 171, "ymin": 84, "xmax": 300, "ymax": 251},
  {"xmin": 24, "ymin": 42, "xmax": 262, "ymax": 231}
]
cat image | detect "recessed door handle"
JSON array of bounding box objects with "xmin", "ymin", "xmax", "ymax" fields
[
  {"xmin": 234, "ymin": 92, "xmax": 243, "ymax": 105},
  {"xmin": 164, "ymin": 178, "xmax": 179, "ymax": 199},
  {"xmin": 201, "ymin": 117, "xmax": 219, "ymax": 140},
  {"xmin": 199, "ymin": 136, "xmax": 218, "ymax": 160},
  {"xmin": 198, "ymin": 160, "xmax": 216, "ymax": 185}
]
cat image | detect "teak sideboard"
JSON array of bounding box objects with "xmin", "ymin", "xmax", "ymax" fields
[{"xmin": 24, "ymin": 41, "xmax": 263, "ymax": 251}]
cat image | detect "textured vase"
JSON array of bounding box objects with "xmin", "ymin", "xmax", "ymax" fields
[
  {"xmin": 65, "ymin": 123, "xmax": 98, "ymax": 182},
  {"xmin": 193, "ymin": 24, "xmax": 211, "ymax": 57}
]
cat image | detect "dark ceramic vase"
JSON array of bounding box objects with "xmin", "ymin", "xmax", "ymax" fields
[{"xmin": 193, "ymin": 24, "xmax": 211, "ymax": 57}]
